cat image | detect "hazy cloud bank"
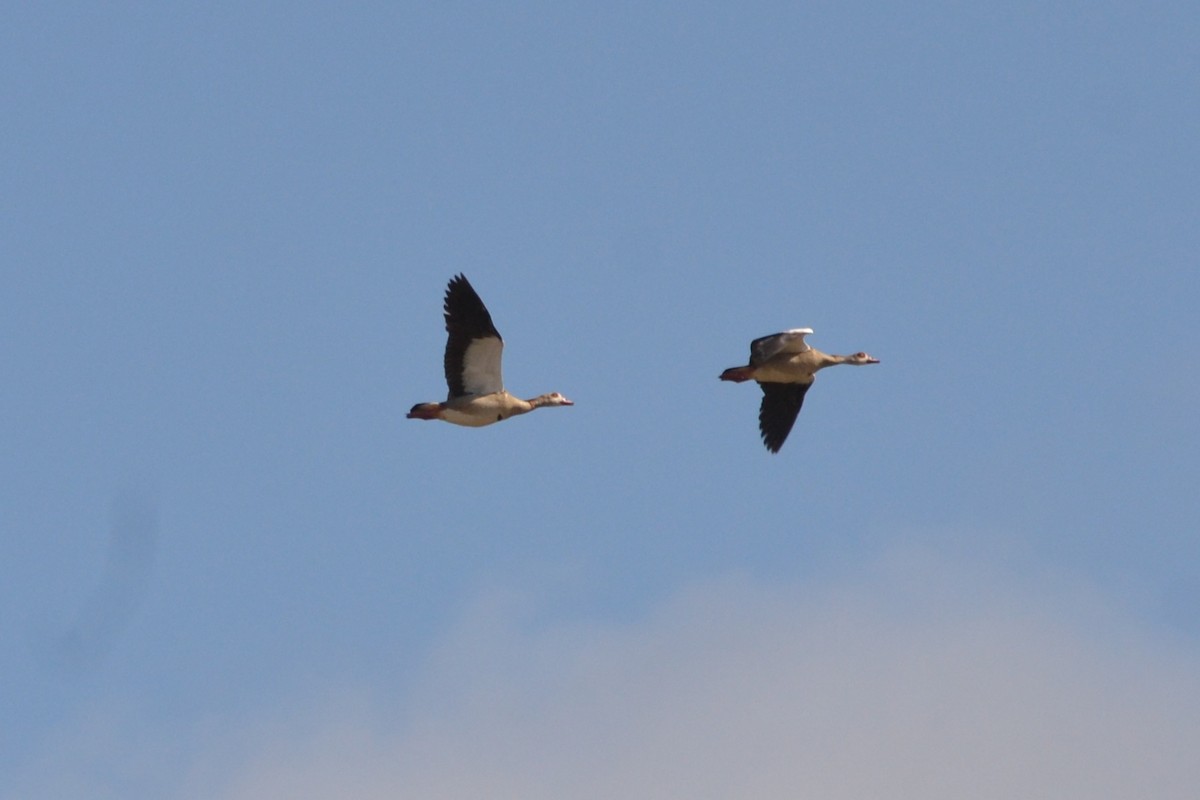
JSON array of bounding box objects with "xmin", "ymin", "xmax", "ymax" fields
[{"xmin": 204, "ymin": 549, "xmax": 1200, "ymax": 800}]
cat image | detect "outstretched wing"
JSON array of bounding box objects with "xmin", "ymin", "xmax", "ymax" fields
[
  {"xmin": 750, "ymin": 328, "xmax": 813, "ymax": 365},
  {"xmin": 758, "ymin": 381, "xmax": 812, "ymax": 453},
  {"xmin": 442, "ymin": 274, "xmax": 504, "ymax": 397}
]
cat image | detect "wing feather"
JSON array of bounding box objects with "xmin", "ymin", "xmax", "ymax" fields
[
  {"xmin": 758, "ymin": 381, "xmax": 811, "ymax": 453},
  {"xmin": 750, "ymin": 328, "xmax": 813, "ymax": 365},
  {"xmin": 442, "ymin": 274, "xmax": 504, "ymax": 397}
]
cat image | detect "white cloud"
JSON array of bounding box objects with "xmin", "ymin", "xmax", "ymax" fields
[{"xmin": 201, "ymin": 548, "xmax": 1200, "ymax": 800}]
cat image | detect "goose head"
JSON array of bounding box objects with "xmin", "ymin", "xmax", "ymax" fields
[
  {"xmin": 534, "ymin": 392, "xmax": 575, "ymax": 407},
  {"xmin": 845, "ymin": 352, "xmax": 880, "ymax": 365}
]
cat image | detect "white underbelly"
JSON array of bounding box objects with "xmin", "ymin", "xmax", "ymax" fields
[
  {"xmin": 440, "ymin": 406, "xmax": 502, "ymax": 427},
  {"xmin": 439, "ymin": 393, "xmax": 516, "ymax": 427}
]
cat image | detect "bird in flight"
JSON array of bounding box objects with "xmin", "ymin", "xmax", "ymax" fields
[
  {"xmin": 407, "ymin": 274, "xmax": 574, "ymax": 426},
  {"xmin": 719, "ymin": 328, "xmax": 878, "ymax": 452}
]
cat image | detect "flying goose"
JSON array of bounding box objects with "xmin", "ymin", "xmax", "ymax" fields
[
  {"xmin": 407, "ymin": 274, "xmax": 573, "ymax": 427},
  {"xmin": 719, "ymin": 328, "xmax": 878, "ymax": 453}
]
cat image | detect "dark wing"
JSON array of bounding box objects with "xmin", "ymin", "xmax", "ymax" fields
[
  {"xmin": 749, "ymin": 334, "xmax": 778, "ymax": 366},
  {"xmin": 758, "ymin": 381, "xmax": 812, "ymax": 453},
  {"xmin": 442, "ymin": 274, "xmax": 505, "ymax": 397}
]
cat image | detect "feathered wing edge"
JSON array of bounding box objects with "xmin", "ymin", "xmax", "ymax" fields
[
  {"xmin": 758, "ymin": 381, "xmax": 811, "ymax": 453},
  {"xmin": 442, "ymin": 274, "xmax": 504, "ymax": 397}
]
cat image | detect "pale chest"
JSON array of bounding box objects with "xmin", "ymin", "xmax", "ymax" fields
[{"xmin": 440, "ymin": 392, "xmax": 523, "ymax": 427}]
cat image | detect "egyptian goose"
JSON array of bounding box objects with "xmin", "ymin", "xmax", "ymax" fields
[
  {"xmin": 719, "ymin": 328, "xmax": 878, "ymax": 453},
  {"xmin": 407, "ymin": 274, "xmax": 574, "ymax": 427}
]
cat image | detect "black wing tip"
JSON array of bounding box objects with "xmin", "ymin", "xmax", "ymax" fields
[
  {"xmin": 756, "ymin": 382, "xmax": 808, "ymax": 454},
  {"xmin": 759, "ymin": 421, "xmax": 788, "ymax": 453},
  {"xmin": 442, "ymin": 273, "xmax": 501, "ymax": 339},
  {"xmin": 443, "ymin": 273, "xmax": 477, "ymax": 307}
]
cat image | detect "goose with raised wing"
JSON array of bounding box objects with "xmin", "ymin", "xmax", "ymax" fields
[
  {"xmin": 407, "ymin": 274, "xmax": 573, "ymax": 427},
  {"xmin": 719, "ymin": 328, "xmax": 878, "ymax": 453}
]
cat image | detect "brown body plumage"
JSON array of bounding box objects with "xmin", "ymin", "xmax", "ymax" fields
[{"xmin": 720, "ymin": 328, "xmax": 878, "ymax": 453}]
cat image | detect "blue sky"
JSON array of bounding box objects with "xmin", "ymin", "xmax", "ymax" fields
[{"xmin": 4, "ymin": 3, "xmax": 1199, "ymax": 797}]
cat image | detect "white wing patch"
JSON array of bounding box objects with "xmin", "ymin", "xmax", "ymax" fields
[
  {"xmin": 460, "ymin": 337, "xmax": 505, "ymax": 395},
  {"xmin": 777, "ymin": 328, "xmax": 814, "ymax": 352}
]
